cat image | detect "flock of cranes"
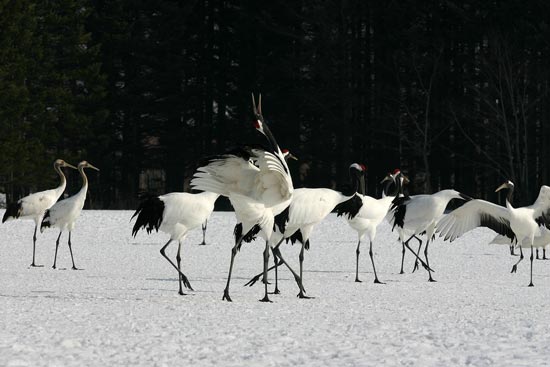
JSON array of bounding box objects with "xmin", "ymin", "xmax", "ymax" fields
[{"xmin": 3, "ymin": 95, "xmax": 550, "ymax": 302}]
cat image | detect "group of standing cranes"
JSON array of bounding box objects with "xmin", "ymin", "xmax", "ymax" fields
[
  {"xmin": 2, "ymin": 160, "xmax": 99, "ymax": 269},
  {"xmin": 129, "ymin": 94, "xmax": 550, "ymax": 302},
  {"xmin": 4, "ymin": 96, "xmax": 550, "ymax": 303}
]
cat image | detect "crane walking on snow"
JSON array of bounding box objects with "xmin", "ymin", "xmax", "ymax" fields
[
  {"xmin": 40, "ymin": 161, "xmax": 99, "ymax": 270},
  {"xmin": 2, "ymin": 159, "xmax": 77, "ymax": 267},
  {"xmin": 131, "ymin": 191, "xmax": 220, "ymax": 295}
]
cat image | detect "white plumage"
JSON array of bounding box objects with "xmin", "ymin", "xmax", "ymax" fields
[
  {"xmin": 40, "ymin": 161, "xmax": 99, "ymax": 269},
  {"xmin": 389, "ymin": 189, "xmax": 470, "ymax": 281},
  {"xmin": 191, "ymin": 95, "xmax": 295, "ymax": 302},
  {"xmin": 437, "ymin": 182, "xmax": 550, "ymax": 286},
  {"xmin": 343, "ymin": 192, "xmax": 395, "ymax": 283},
  {"xmin": 131, "ymin": 191, "xmax": 220, "ymax": 295},
  {"xmin": 245, "ymin": 163, "xmax": 365, "ymax": 297},
  {"xmin": 2, "ymin": 159, "xmax": 77, "ymax": 267}
]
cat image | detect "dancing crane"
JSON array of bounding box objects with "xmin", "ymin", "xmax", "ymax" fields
[
  {"xmin": 131, "ymin": 191, "xmax": 220, "ymax": 295},
  {"xmin": 245, "ymin": 163, "xmax": 366, "ymax": 297},
  {"xmin": 389, "ymin": 189, "xmax": 471, "ymax": 281},
  {"xmin": 437, "ymin": 181, "xmax": 550, "ymax": 286},
  {"xmin": 191, "ymin": 94, "xmax": 299, "ymax": 302},
  {"xmin": 2, "ymin": 159, "xmax": 77, "ymax": 267},
  {"xmin": 40, "ymin": 161, "xmax": 99, "ymax": 269}
]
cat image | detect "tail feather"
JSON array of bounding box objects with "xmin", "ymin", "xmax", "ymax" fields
[
  {"xmin": 2, "ymin": 202, "xmax": 22, "ymax": 223},
  {"xmin": 40, "ymin": 210, "xmax": 51, "ymax": 232},
  {"xmin": 131, "ymin": 196, "xmax": 165, "ymax": 237}
]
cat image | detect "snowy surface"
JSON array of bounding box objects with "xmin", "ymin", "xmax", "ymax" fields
[{"xmin": 1, "ymin": 210, "xmax": 550, "ymax": 366}]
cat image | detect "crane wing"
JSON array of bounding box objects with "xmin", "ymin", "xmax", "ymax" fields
[
  {"xmin": 251, "ymin": 149, "xmax": 293, "ymax": 207},
  {"xmin": 191, "ymin": 154, "xmax": 259, "ymax": 197},
  {"xmin": 436, "ymin": 199, "xmax": 515, "ymax": 242},
  {"xmin": 529, "ymin": 185, "xmax": 550, "ymax": 228}
]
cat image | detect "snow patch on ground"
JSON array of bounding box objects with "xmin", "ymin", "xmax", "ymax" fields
[{"xmin": 1, "ymin": 210, "xmax": 550, "ymax": 366}]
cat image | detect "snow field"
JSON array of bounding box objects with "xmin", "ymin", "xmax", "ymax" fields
[{"xmin": 1, "ymin": 210, "xmax": 550, "ymax": 366}]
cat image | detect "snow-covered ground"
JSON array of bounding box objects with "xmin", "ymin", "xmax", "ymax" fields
[{"xmin": 1, "ymin": 210, "xmax": 550, "ymax": 366}]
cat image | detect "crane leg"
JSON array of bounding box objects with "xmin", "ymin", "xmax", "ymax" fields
[
  {"xmin": 223, "ymin": 237, "xmax": 243, "ymax": 302},
  {"xmin": 299, "ymin": 241, "xmax": 306, "ymax": 284},
  {"xmin": 52, "ymin": 232, "xmax": 62, "ymax": 269},
  {"xmin": 510, "ymin": 244, "xmax": 516, "ymax": 256},
  {"xmin": 271, "ymin": 246, "xmax": 310, "ymax": 299},
  {"xmin": 199, "ymin": 220, "xmax": 207, "ymax": 246},
  {"xmin": 160, "ymin": 239, "xmax": 193, "ymax": 292},
  {"xmin": 369, "ymin": 241, "xmax": 384, "ymax": 284},
  {"xmin": 536, "ymin": 248, "xmax": 540, "ymax": 260},
  {"xmin": 544, "ymin": 248, "xmax": 548, "ymax": 260},
  {"xmin": 528, "ymin": 246, "xmax": 534, "ymax": 287},
  {"xmin": 67, "ymin": 232, "xmax": 79, "ymax": 270},
  {"xmin": 244, "ymin": 243, "xmax": 284, "ymax": 287},
  {"xmin": 402, "ymin": 240, "xmax": 434, "ymax": 273},
  {"xmin": 259, "ymin": 242, "xmax": 272, "ymax": 302},
  {"xmin": 272, "ymin": 246, "xmax": 280, "ymax": 294},
  {"xmin": 355, "ymin": 240, "xmax": 362, "ymax": 282},
  {"xmin": 412, "ymin": 236, "xmax": 423, "ymax": 273},
  {"xmin": 424, "ymin": 238, "xmax": 436, "ymax": 282},
  {"xmin": 399, "ymin": 242, "xmax": 405, "ymax": 274},
  {"xmin": 511, "ymin": 246, "xmax": 524, "ymax": 273},
  {"xmin": 176, "ymin": 241, "xmax": 186, "ymax": 295},
  {"xmin": 30, "ymin": 224, "xmax": 43, "ymax": 267}
]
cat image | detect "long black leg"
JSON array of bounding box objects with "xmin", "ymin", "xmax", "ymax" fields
[
  {"xmin": 176, "ymin": 240, "xmax": 186, "ymax": 295},
  {"xmin": 511, "ymin": 246, "xmax": 524, "ymax": 273},
  {"xmin": 299, "ymin": 241, "xmax": 306, "ymax": 283},
  {"xmin": 412, "ymin": 237, "xmax": 423, "ymax": 273},
  {"xmin": 160, "ymin": 239, "xmax": 194, "ymax": 291},
  {"xmin": 399, "ymin": 242, "xmax": 405, "ymax": 274},
  {"xmin": 52, "ymin": 232, "xmax": 62, "ymax": 269},
  {"xmin": 30, "ymin": 224, "xmax": 43, "ymax": 267},
  {"xmin": 259, "ymin": 242, "xmax": 272, "ymax": 302},
  {"xmin": 510, "ymin": 244, "xmax": 515, "ymax": 256},
  {"xmin": 223, "ymin": 236, "xmax": 243, "ymax": 301},
  {"xmin": 271, "ymin": 246, "xmax": 309, "ymax": 298},
  {"xmin": 369, "ymin": 241, "xmax": 384, "ymax": 284},
  {"xmin": 402, "ymin": 237, "xmax": 434, "ymax": 272},
  {"xmin": 272, "ymin": 246, "xmax": 280, "ymax": 294},
  {"xmin": 424, "ymin": 238, "xmax": 436, "ymax": 282},
  {"xmin": 244, "ymin": 256, "xmax": 283, "ymax": 287},
  {"xmin": 528, "ymin": 245, "xmax": 534, "ymax": 287},
  {"xmin": 199, "ymin": 220, "xmax": 207, "ymax": 246},
  {"xmin": 355, "ymin": 240, "xmax": 362, "ymax": 282},
  {"xmin": 67, "ymin": 232, "xmax": 79, "ymax": 270},
  {"xmin": 544, "ymin": 248, "xmax": 548, "ymax": 260},
  {"xmin": 536, "ymin": 248, "xmax": 540, "ymax": 260}
]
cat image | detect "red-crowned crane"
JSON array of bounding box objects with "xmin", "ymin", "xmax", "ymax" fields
[
  {"xmin": 2, "ymin": 159, "xmax": 77, "ymax": 267},
  {"xmin": 389, "ymin": 188, "xmax": 471, "ymax": 282},
  {"xmin": 338, "ymin": 169, "xmax": 430, "ymax": 283},
  {"xmin": 437, "ymin": 181, "xmax": 550, "ymax": 286},
  {"xmin": 244, "ymin": 163, "xmax": 366, "ymax": 297},
  {"xmin": 40, "ymin": 161, "xmax": 99, "ymax": 270},
  {"xmin": 131, "ymin": 191, "xmax": 220, "ymax": 295},
  {"xmin": 191, "ymin": 94, "xmax": 298, "ymax": 302}
]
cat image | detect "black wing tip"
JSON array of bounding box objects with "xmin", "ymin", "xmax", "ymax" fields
[
  {"xmin": 131, "ymin": 196, "xmax": 164, "ymax": 237},
  {"xmin": 2, "ymin": 202, "xmax": 22, "ymax": 222},
  {"xmin": 334, "ymin": 194, "xmax": 363, "ymax": 219}
]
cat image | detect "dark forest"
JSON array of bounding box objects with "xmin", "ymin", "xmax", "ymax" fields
[{"xmin": 0, "ymin": 0, "xmax": 549, "ymax": 208}]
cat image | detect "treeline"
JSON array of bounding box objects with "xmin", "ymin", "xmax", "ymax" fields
[{"xmin": 0, "ymin": 0, "xmax": 549, "ymax": 208}]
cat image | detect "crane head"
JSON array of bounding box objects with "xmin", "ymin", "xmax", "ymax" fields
[
  {"xmin": 54, "ymin": 159, "xmax": 77, "ymax": 169},
  {"xmin": 349, "ymin": 163, "xmax": 366, "ymax": 176},
  {"xmin": 281, "ymin": 149, "xmax": 298, "ymax": 161},
  {"xmin": 78, "ymin": 161, "xmax": 100, "ymax": 171},
  {"xmin": 252, "ymin": 93, "xmax": 266, "ymax": 133},
  {"xmin": 495, "ymin": 180, "xmax": 514, "ymax": 192}
]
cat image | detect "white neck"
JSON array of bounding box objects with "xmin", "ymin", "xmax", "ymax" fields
[{"xmin": 54, "ymin": 164, "xmax": 67, "ymax": 199}]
